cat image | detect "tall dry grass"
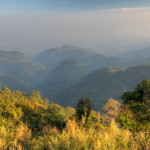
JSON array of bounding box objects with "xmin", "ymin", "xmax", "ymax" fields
[
  {"xmin": 36, "ymin": 117, "xmax": 150, "ymax": 150},
  {"xmin": 0, "ymin": 124, "xmax": 35, "ymax": 150}
]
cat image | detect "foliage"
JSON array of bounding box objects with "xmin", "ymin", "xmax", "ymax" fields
[
  {"xmin": 120, "ymin": 80, "xmax": 150, "ymax": 131},
  {"xmin": 0, "ymin": 88, "xmax": 75, "ymax": 134},
  {"xmin": 102, "ymin": 98, "xmax": 121, "ymax": 124},
  {"xmin": 36, "ymin": 118, "xmax": 150, "ymax": 150},
  {"xmin": 0, "ymin": 87, "xmax": 149, "ymax": 149},
  {"xmin": 0, "ymin": 124, "xmax": 35, "ymax": 150},
  {"xmin": 85, "ymin": 110, "xmax": 103, "ymax": 129},
  {"xmin": 118, "ymin": 105, "xmax": 137, "ymax": 131},
  {"xmin": 76, "ymin": 97, "xmax": 93, "ymax": 120}
]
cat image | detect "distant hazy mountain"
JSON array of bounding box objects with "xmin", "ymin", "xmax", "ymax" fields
[
  {"xmin": 50, "ymin": 64, "xmax": 150, "ymax": 110},
  {"xmin": 120, "ymin": 47, "xmax": 150, "ymax": 61},
  {"xmin": 0, "ymin": 50, "xmax": 46, "ymax": 86},
  {"xmin": 52, "ymin": 67, "xmax": 123, "ymax": 110},
  {"xmin": 0, "ymin": 74, "xmax": 28, "ymax": 92},
  {"xmin": 116, "ymin": 64, "xmax": 150, "ymax": 91},
  {"xmin": 39, "ymin": 58, "xmax": 90, "ymax": 99},
  {"xmin": 33, "ymin": 45, "xmax": 95, "ymax": 70},
  {"xmin": 82, "ymin": 54, "xmax": 126, "ymax": 70},
  {"xmin": 33, "ymin": 45, "xmax": 127, "ymax": 71},
  {"xmin": 119, "ymin": 47, "xmax": 150, "ymax": 68}
]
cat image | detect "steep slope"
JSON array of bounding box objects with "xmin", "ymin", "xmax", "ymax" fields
[
  {"xmin": 114, "ymin": 64, "xmax": 150, "ymax": 91},
  {"xmin": 39, "ymin": 58, "xmax": 90, "ymax": 99},
  {"xmin": 53, "ymin": 65, "xmax": 150, "ymax": 110},
  {"xmin": 0, "ymin": 50, "xmax": 46, "ymax": 86},
  {"xmin": 52, "ymin": 67, "xmax": 123, "ymax": 110}
]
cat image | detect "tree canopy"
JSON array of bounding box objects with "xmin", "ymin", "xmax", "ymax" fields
[
  {"xmin": 120, "ymin": 79, "xmax": 150, "ymax": 130},
  {"xmin": 76, "ymin": 97, "xmax": 93, "ymax": 120}
]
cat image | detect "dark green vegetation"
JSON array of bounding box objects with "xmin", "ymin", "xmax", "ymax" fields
[
  {"xmin": 120, "ymin": 80, "xmax": 150, "ymax": 131},
  {"xmin": 76, "ymin": 97, "xmax": 93, "ymax": 120}
]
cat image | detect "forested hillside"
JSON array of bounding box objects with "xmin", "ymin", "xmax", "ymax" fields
[
  {"xmin": 0, "ymin": 80, "xmax": 149, "ymax": 149},
  {"xmin": 46, "ymin": 64, "xmax": 150, "ymax": 110},
  {"xmin": 2, "ymin": 46, "xmax": 150, "ymax": 110},
  {"xmin": 39, "ymin": 58, "xmax": 90, "ymax": 99}
]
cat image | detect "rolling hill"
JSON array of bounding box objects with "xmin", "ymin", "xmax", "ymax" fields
[
  {"xmin": 39, "ymin": 58, "xmax": 90, "ymax": 99},
  {"xmin": 0, "ymin": 50, "xmax": 46, "ymax": 86},
  {"xmin": 48, "ymin": 64, "xmax": 150, "ymax": 110}
]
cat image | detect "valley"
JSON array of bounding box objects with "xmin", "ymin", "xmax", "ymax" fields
[{"xmin": 1, "ymin": 45, "xmax": 150, "ymax": 110}]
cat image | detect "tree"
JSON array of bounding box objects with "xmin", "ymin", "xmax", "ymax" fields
[
  {"xmin": 103, "ymin": 98, "xmax": 121, "ymax": 118},
  {"xmin": 120, "ymin": 80, "xmax": 150, "ymax": 130},
  {"xmin": 121, "ymin": 79, "xmax": 150, "ymax": 105},
  {"xmin": 102, "ymin": 99, "xmax": 121, "ymax": 124},
  {"xmin": 76, "ymin": 97, "xmax": 93, "ymax": 120}
]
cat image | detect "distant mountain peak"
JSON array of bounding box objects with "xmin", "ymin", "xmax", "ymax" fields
[
  {"xmin": 33, "ymin": 45, "xmax": 96, "ymax": 70},
  {"xmin": 55, "ymin": 58, "xmax": 86, "ymax": 69},
  {"xmin": 61, "ymin": 44, "xmax": 77, "ymax": 49}
]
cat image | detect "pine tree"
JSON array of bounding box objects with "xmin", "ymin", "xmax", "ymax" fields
[{"xmin": 76, "ymin": 97, "xmax": 93, "ymax": 120}]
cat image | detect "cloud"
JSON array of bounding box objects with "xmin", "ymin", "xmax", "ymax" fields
[
  {"xmin": 103, "ymin": 7, "xmax": 150, "ymax": 13},
  {"xmin": 120, "ymin": 7, "xmax": 150, "ymax": 11}
]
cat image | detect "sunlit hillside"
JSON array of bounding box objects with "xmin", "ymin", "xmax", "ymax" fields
[{"xmin": 0, "ymin": 80, "xmax": 149, "ymax": 149}]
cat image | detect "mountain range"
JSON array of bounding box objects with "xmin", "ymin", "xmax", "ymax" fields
[
  {"xmin": 33, "ymin": 45, "xmax": 93, "ymax": 70},
  {"xmin": 51, "ymin": 64, "xmax": 150, "ymax": 110},
  {"xmin": 33, "ymin": 45, "xmax": 126, "ymax": 71},
  {"xmin": 1, "ymin": 45, "xmax": 150, "ymax": 109}
]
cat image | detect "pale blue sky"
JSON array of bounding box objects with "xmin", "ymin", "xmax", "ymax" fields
[
  {"xmin": 1, "ymin": 0, "xmax": 150, "ymax": 13},
  {"xmin": 0, "ymin": 0, "xmax": 150, "ymax": 55}
]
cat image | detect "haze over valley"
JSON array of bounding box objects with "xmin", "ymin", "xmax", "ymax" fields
[
  {"xmin": 1, "ymin": 1, "xmax": 150, "ymax": 149},
  {"xmin": 1, "ymin": 44, "xmax": 150, "ymax": 110},
  {"xmin": 1, "ymin": 0, "xmax": 150, "ymax": 56}
]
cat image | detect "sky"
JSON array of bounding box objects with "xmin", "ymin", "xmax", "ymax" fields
[{"xmin": 0, "ymin": 0, "xmax": 150, "ymax": 55}]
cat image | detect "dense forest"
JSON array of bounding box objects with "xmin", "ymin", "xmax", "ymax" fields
[{"xmin": 0, "ymin": 79, "xmax": 149, "ymax": 149}]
